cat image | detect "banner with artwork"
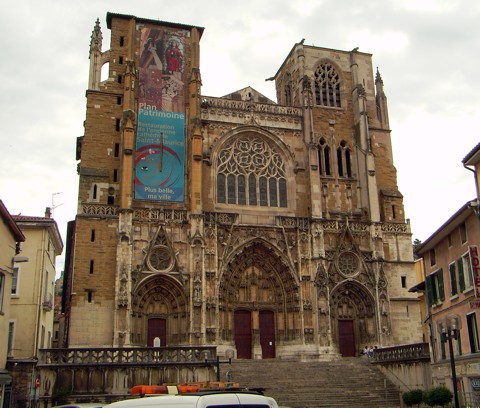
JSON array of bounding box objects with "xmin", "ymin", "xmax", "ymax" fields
[{"xmin": 135, "ymin": 25, "xmax": 187, "ymax": 202}]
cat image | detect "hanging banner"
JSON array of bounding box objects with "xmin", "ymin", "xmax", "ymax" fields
[{"xmin": 135, "ymin": 25, "xmax": 187, "ymax": 202}]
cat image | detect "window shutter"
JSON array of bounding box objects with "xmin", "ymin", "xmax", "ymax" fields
[
  {"xmin": 426, "ymin": 275, "xmax": 434, "ymax": 307},
  {"xmin": 438, "ymin": 268, "xmax": 445, "ymax": 301},
  {"xmin": 458, "ymin": 258, "xmax": 465, "ymax": 292},
  {"xmin": 450, "ymin": 263, "xmax": 458, "ymax": 296}
]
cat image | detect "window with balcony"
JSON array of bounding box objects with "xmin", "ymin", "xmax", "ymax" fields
[{"xmin": 11, "ymin": 266, "xmax": 19, "ymax": 296}]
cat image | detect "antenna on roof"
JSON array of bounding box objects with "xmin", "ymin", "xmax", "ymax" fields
[{"xmin": 51, "ymin": 192, "xmax": 63, "ymax": 218}]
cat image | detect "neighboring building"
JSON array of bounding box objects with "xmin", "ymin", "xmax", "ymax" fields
[
  {"xmin": 416, "ymin": 143, "xmax": 480, "ymax": 405},
  {"xmin": 0, "ymin": 200, "xmax": 25, "ymax": 408},
  {"xmin": 64, "ymin": 12, "xmax": 422, "ymax": 364},
  {"xmin": 7, "ymin": 209, "xmax": 63, "ymax": 408}
]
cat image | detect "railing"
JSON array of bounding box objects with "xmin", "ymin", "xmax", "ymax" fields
[
  {"xmin": 42, "ymin": 293, "xmax": 53, "ymax": 311},
  {"xmin": 371, "ymin": 342, "xmax": 431, "ymax": 364},
  {"xmin": 38, "ymin": 346, "xmax": 218, "ymax": 368}
]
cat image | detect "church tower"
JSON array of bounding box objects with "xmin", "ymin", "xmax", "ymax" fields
[{"xmin": 67, "ymin": 13, "xmax": 422, "ymax": 360}]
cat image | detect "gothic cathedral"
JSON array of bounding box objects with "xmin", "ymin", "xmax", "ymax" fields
[{"xmin": 65, "ymin": 12, "xmax": 422, "ymax": 360}]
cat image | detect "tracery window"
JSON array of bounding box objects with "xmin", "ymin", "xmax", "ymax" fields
[
  {"xmin": 217, "ymin": 136, "xmax": 288, "ymax": 208},
  {"xmin": 337, "ymin": 140, "xmax": 352, "ymax": 178},
  {"xmin": 314, "ymin": 63, "xmax": 341, "ymax": 107},
  {"xmin": 318, "ymin": 138, "xmax": 331, "ymax": 176}
]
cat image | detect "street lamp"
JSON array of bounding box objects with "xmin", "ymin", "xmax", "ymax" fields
[{"xmin": 439, "ymin": 315, "xmax": 461, "ymax": 408}]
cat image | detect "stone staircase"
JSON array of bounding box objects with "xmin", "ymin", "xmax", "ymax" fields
[{"xmin": 226, "ymin": 358, "xmax": 401, "ymax": 408}]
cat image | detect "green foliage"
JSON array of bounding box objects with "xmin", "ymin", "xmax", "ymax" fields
[
  {"xmin": 402, "ymin": 389, "xmax": 424, "ymax": 407},
  {"xmin": 423, "ymin": 386, "xmax": 453, "ymax": 407}
]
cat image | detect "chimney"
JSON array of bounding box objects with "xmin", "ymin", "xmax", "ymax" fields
[{"xmin": 45, "ymin": 207, "xmax": 52, "ymax": 218}]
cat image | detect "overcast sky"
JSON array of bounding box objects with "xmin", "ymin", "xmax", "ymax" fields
[{"xmin": 1, "ymin": 0, "xmax": 479, "ymax": 273}]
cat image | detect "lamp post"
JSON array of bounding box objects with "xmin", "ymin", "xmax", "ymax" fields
[{"xmin": 439, "ymin": 316, "xmax": 461, "ymax": 408}]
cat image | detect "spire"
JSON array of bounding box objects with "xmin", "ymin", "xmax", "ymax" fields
[
  {"xmin": 88, "ymin": 18, "xmax": 103, "ymax": 91},
  {"xmin": 375, "ymin": 67, "xmax": 389, "ymax": 129},
  {"xmin": 89, "ymin": 18, "xmax": 103, "ymax": 55},
  {"xmin": 375, "ymin": 67, "xmax": 383, "ymax": 86}
]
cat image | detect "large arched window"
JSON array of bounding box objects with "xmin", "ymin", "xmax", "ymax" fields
[
  {"xmin": 318, "ymin": 138, "xmax": 331, "ymax": 176},
  {"xmin": 217, "ymin": 136, "xmax": 288, "ymax": 208},
  {"xmin": 337, "ymin": 140, "xmax": 352, "ymax": 178},
  {"xmin": 314, "ymin": 63, "xmax": 341, "ymax": 108}
]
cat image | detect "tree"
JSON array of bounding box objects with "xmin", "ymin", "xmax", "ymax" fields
[
  {"xmin": 402, "ymin": 389, "xmax": 424, "ymax": 407},
  {"xmin": 423, "ymin": 386, "xmax": 453, "ymax": 407},
  {"xmin": 413, "ymin": 238, "xmax": 422, "ymax": 259}
]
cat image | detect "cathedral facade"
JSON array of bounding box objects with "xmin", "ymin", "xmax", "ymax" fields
[{"xmin": 66, "ymin": 12, "xmax": 422, "ymax": 360}]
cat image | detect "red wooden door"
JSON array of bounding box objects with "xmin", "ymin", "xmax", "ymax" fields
[
  {"xmin": 234, "ymin": 310, "xmax": 252, "ymax": 359},
  {"xmin": 338, "ymin": 320, "xmax": 356, "ymax": 357},
  {"xmin": 147, "ymin": 318, "xmax": 167, "ymax": 347},
  {"xmin": 259, "ymin": 310, "xmax": 276, "ymax": 359}
]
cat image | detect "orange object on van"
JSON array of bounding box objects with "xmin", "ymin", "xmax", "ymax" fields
[
  {"xmin": 130, "ymin": 385, "xmax": 168, "ymax": 395},
  {"xmin": 177, "ymin": 384, "xmax": 200, "ymax": 393}
]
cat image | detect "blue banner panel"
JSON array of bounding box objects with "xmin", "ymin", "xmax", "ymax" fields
[{"xmin": 134, "ymin": 109, "xmax": 185, "ymax": 201}]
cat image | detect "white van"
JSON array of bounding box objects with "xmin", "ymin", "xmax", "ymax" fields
[{"xmin": 102, "ymin": 391, "xmax": 279, "ymax": 408}]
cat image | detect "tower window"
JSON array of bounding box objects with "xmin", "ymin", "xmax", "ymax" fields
[
  {"xmin": 113, "ymin": 169, "xmax": 118, "ymax": 182},
  {"xmin": 117, "ymin": 96, "xmax": 122, "ymax": 105},
  {"xmin": 117, "ymin": 75, "xmax": 122, "ymax": 84},
  {"xmin": 314, "ymin": 63, "xmax": 341, "ymax": 107},
  {"xmin": 318, "ymin": 138, "xmax": 331, "ymax": 176},
  {"xmin": 114, "ymin": 143, "xmax": 120, "ymax": 157},
  {"xmin": 90, "ymin": 229, "xmax": 95, "ymax": 242},
  {"xmin": 107, "ymin": 187, "xmax": 115, "ymax": 205},
  {"xmin": 115, "ymin": 119, "xmax": 121, "ymax": 131},
  {"xmin": 119, "ymin": 56, "xmax": 123, "ymax": 64},
  {"xmin": 119, "ymin": 36, "xmax": 125, "ymax": 47},
  {"xmin": 89, "ymin": 260, "xmax": 94, "ymax": 274},
  {"xmin": 337, "ymin": 141, "xmax": 352, "ymax": 178},
  {"xmin": 284, "ymin": 72, "xmax": 293, "ymax": 106},
  {"xmin": 401, "ymin": 276, "xmax": 406, "ymax": 288}
]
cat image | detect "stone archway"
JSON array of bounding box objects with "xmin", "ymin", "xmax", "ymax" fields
[
  {"xmin": 218, "ymin": 239, "xmax": 300, "ymax": 359},
  {"xmin": 131, "ymin": 274, "xmax": 188, "ymax": 346},
  {"xmin": 330, "ymin": 280, "xmax": 376, "ymax": 357}
]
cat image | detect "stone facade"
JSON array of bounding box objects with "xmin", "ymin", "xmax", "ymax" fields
[{"xmin": 65, "ymin": 12, "xmax": 422, "ymax": 360}]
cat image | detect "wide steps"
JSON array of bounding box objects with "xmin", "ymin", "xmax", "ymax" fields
[{"xmin": 226, "ymin": 358, "xmax": 401, "ymax": 408}]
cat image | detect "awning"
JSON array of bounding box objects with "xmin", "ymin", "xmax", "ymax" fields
[
  {"xmin": 0, "ymin": 371, "xmax": 12, "ymax": 385},
  {"xmin": 408, "ymin": 281, "xmax": 425, "ymax": 293}
]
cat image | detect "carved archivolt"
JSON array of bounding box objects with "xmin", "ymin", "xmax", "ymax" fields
[{"xmin": 218, "ymin": 238, "xmax": 299, "ymax": 311}]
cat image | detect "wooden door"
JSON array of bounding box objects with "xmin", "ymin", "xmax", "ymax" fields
[
  {"xmin": 147, "ymin": 318, "xmax": 167, "ymax": 347},
  {"xmin": 338, "ymin": 320, "xmax": 356, "ymax": 357},
  {"xmin": 259, "ymin": 310, "xmax": 276, "ymax": 359},
  {"xmin": 234, "ymin": 310, "xmax": 252, "ymax": 359}
]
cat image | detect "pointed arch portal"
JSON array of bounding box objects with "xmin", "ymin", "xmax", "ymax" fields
[
  {"xmin": 132, "ymin": 274, "xmax": 188, "ymax": 346},
  {"xmin": 330, "ymin": 280, "xmax": 376, "ymax": 357},
  {"xmin": 219, "ymin": 240, "xmax": 299, "ymax": 359}
]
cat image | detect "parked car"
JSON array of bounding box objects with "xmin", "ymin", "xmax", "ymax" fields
[{"xmin": 102, "ymin": 390, "xmax": 279, "ymax": 408}]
